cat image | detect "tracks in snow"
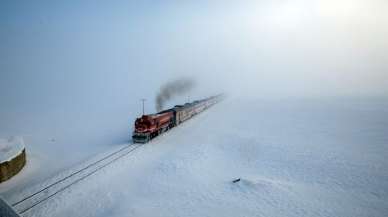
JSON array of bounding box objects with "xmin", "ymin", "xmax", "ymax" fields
[{"xmin": 11, "ymin": 143, "xmax": 143, "ymax": 215}]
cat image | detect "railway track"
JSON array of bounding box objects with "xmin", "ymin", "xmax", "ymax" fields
[{"xmin": 10, "ymin": 143, "xmax": 143, "ymax": 215}]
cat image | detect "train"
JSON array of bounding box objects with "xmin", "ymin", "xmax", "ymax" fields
[{"xmin": 132, "ymin": 95, "xmax": 223, "ymax": 143}]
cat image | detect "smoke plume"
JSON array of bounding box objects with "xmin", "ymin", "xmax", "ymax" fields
[{"xmin": 156, "ymin": 78, "xmax": 196, "ymax": 112}]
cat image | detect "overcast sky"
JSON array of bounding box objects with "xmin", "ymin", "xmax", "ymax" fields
[{"xmin": 1, "ymin": 0, "xmax": 388, "ymax": 113}]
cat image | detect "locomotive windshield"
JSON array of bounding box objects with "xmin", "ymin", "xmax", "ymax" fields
[{"xmin": 133, "ymin": 134, "xmax": 147, "ymax": 139}]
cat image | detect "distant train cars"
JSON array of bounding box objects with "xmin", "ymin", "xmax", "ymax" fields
[{"xmin": 132, "ymin": 95, "xmax": 223, "ymax": 143}]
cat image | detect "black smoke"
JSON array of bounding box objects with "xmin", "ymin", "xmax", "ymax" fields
[{"xmin": 156, "ymin": 78, "xmax": 196, "ymax": 112}]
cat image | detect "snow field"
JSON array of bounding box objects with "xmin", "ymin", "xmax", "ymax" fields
[{"xmin": 3, "ymin": 99, "xmax": 388, "ymax": 217}]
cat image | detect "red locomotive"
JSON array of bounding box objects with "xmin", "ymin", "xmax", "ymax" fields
[{"xmin": 133, "ymin": 111, "xmax": 175, "ymax": 143}]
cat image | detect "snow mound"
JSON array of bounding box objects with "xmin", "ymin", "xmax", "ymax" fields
[{"xmin": 0, "ymin": 136, "xmax": 25, "ymax": 163}]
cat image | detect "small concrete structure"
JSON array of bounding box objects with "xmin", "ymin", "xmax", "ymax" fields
[
  {"xmin": 0, "ymin": 198, "xmax": 20, "ymax": 217},
  {"xmin": 0, "ymin": 137, "xmax": 26, "ymax": 183}
]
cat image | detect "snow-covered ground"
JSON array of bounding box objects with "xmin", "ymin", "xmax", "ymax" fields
[
  {"xmin": 0, "ymin": 104, "xmax": 136, "ymax": 197},
  {"xmin": 1, "ymin": 98, "xmax": 388, "ymax": 217}
]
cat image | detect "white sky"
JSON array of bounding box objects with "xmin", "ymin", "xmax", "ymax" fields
[
  {"xmin": 1, "ymin": 0, "xmax": 387, "ymax": 110},
  {"xmin": 173, "ymin": 0, "xmax": 388, "ymax": 98}
]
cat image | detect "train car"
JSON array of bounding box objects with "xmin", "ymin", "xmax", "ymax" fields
[
  {"xmin": 174, "ymin": 105, "xmax": 190, "ymax": 125},
  {"xmin": 194, "ymin": 101, "xmax": 207, "ymax": 114},
  {"xmin": 174, "ymin": 102, "xmax": 197, "ymax": 125}
]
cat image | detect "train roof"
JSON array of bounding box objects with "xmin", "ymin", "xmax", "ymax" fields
[{"xmin": 157, "ymin": 94, "xmax": 224, "ymax": 113}]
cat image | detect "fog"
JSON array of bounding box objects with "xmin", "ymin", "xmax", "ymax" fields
[{"xmin": 0, "ymin": 0, "xmax": 387, "ymax": 143}]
